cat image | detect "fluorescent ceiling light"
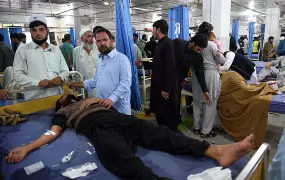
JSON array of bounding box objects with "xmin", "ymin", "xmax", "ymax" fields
[
  {"xmin": 103, "ymin": 2, "xmax": 110, "ymax": 6},
  {"xmin": 132, "ymin": 7, "xmax": 149, "ymax": 11}
]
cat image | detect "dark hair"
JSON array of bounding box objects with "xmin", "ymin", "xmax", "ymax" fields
[
  {"xmin": 55, "ymin": 94, "xmax": 78, "ymax": 112},
  {"xmin": 240, "ymin": 37, "xmax": 245, "ymax": 40},
  {"xmin": 64, "ymin": 34, "xmax": 71, "ymax": 41},
  {"xmin": 153, "ymin": 19, "xmax": 168, "ymax": 35},
  {"xmin": 93, "ymin": 26, "xmax": 104, "ymax": 34},
  {"xmin": 142, "ymin": 34, "xmax": 147, "ymax": 39},
  {"xmin": 29, "ymin": 20, "xmax": 47, "ymax": 29},
  {"xmin": 269, "ymin": 36, "xmax": 274, "ymax": 40},
  {"xmin": 0, "ymin": 34, "xmax": 4, "ymax": 42},
  {"xmin": 10, "ymin": 33, "xmax": 20, "ymax": 40},
  {"xmin": 191, "ymin": 33, "xmax": 208, "ymax": 48},
  {"xmin": 133, "ymin": 34, "xmax": 138, "ymax": 39},
  {"xmin": 94, "ymin": 28, "xmax": 112, "ymax": 40},
  {"xmin": 198, "ymin": 22, "xmax": 213, "ymax": 35},
  {"xmin": 19, "ymin": 33, "xmax": 26, "ymax": 39},
  {"xmin": 62, "ymin": 38, "xmax": 65, "ymax": 43}
]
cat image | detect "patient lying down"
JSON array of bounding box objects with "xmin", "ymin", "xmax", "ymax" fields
[{"xmin": 5, "ymin": 94, "xmax": 254, "ymax": 180}]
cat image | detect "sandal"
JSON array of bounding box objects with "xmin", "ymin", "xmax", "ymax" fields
[
  {"xmin": 193, "ymin": 129, "xmax": 201, "ymax": 135},
  {"xmin": 200, "ymin": 130, "xmax": 217, "ymax": 138}
]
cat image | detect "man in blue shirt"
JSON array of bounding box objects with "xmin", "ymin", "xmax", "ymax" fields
[{"xmin": 69, "ymin": 28, "xmax": 132, "ymax": 115}]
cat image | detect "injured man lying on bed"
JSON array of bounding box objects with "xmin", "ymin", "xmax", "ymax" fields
[
  {"xmin": 258, "ymin": 56, "xmax": 285, "ymax": 86},
  {"xmin": 5, "ymin": 94, "xmax": 254, "ymax": 180}
]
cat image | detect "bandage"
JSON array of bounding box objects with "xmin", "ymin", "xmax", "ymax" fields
[{"xmin": 44, "ymin": 130, "xmax": 56, "ymax": 136}]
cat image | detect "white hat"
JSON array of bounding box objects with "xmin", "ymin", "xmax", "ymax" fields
[
  {"xmin": 281, "ymin": 36, "xmax": 285, "ymax": 41},
  {"xmin": 29, "ymin": 15, "xmax": 47, "ymax": 25},
  {"xmin": 79, "ymin": 27, "xmax": 92, "ymax": 37}
]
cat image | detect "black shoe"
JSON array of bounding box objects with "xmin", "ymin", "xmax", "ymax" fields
[
  {"xmin": 200, "ymin": 130, "xmax": 217, "ymax": 138},
  {"xmin": 212, "ymin": 126, "xmax": 225, "ymax": 133},
  {"xmin": 193, "ymin": 129, "xmax": 201, "ymax": 135}
]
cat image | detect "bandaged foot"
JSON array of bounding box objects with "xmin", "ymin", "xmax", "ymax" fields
[{"xmin": 206, "ymin": 134, "xmax": 254, "ymax": 167}]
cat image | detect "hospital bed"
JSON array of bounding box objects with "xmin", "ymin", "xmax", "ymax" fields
[
  {"xmin": 0, "ymin": 98, "xmax": 270, "ymax": 180},
  {"xmin": 138, "ymin": 58, "xmax": 152, "ymax": 110},
  {"xmin": 0, "ymin": 73, "xmax": 270, "ymax": 180}
]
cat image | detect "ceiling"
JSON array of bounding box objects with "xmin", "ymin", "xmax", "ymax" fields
[{"xmin": 0, "ymin": 0, "xmax": 282, "ymax": 26}]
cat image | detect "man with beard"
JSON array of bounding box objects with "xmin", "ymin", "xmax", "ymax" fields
[
  {"xmin": 73, "ymin": 28, "xmax": 99, "ymax": 98},
  {"xmin": 150, "ymin": 19, "xmax": 179, "ymax": 132},
  {"xmin": 13, "ymin": 15, "xmax": 69, "ymax": 100},
  {"xmin": 69, "ymin": 28, "xmax": 132, "ymax": 115}
]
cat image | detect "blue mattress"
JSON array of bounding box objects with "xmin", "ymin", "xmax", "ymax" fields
[
  {"xmin": 0, "ymin": 109, "xmax": 248, "ymax": 180},
  {"xmin": 270, "ymin": 95, "xmax": 285, "ymax": 114}
]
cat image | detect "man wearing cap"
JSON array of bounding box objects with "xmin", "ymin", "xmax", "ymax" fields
[
  {"xmin": 13, "ymin": 15, "xmax": 69, "ymax": 100},
  {"xmin": 73, "ymin": 28, "xmax": 99, "ymax": 97}
]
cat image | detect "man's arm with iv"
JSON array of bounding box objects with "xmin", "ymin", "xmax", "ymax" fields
[{"xmin": 5, "ymin": 116, "xmax": 65, "ymax": 164}]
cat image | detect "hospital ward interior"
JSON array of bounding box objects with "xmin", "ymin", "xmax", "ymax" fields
[{"xmin": 1, "ymin": 0, "xmax": 285, "ymax": 179}]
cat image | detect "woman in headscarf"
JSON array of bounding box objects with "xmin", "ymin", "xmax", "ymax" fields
[
  {"xmin": 192, "ymin": 22, "xmax": 226, "ymax": 138},
  {"xmin": 218, "ymin": 71, "xmax": 275, "ymax": 148}
]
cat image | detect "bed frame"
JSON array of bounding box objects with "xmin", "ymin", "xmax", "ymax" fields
[{"xmin": 0, "ymin": 71, "xmax": 85, "ymax": 115}]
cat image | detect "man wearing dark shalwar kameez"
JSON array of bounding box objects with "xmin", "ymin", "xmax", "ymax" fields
[{"xmin": 150, "ymin": 20, "xmax": 180, "ymax": 132}]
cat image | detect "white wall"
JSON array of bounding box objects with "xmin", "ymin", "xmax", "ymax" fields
[{"xmin": 239, "ymin": 25, "xmax": 248, "ymax": 36}]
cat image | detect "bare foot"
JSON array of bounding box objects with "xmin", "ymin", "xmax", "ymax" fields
[{"xmin": 207, "ymin": 134, "xmax": 254, "ymax": 167}]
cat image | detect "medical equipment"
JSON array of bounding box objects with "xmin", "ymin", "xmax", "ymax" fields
[
  {"xmin": 44, "ymin": 130, "xmax": 56, "ymax": 136},
  {"xmin": 24, "ymin": 161, "xmax": 45, "ymax": 175},
  {"xmin": 62, "ymin": 162, "xmax": 98, "ymax": 179},
  {"xmin": 62, "ymin": 150, "xmax": 75, "ymax": 163}
]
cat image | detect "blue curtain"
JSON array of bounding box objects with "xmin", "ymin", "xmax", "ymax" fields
[
  {"xmin": 248, "ymin": 22, "xmax": 255, "ymax": 57},
  {"xmin": 0, "ymin": 28, "xmax": 11, "ymax": 46},
  {"xmin": 9, "ymin": 28, "xmax": 22, "ymax": 34},
  {"xmin": 259, "ymin": 24, "xmax": 266, "ymax": 60},
  {"xmin": 168, "ymin": 5, "xmax": 189, "ymax": 40},
  {"xmin": 232, "ymin": 19, "xmax": 239, "ymax": 46},
  {"xmin": 115, "ymin": 0, "xmax": 141, "ymax": 111},
  {"xmin": 69, "ymin": 27, "xmax": 76, "ymax": 47}
]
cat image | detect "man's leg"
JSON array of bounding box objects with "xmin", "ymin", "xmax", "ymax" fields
[
  {"xmin": 136, "ymin": 120, "xmax": 254, "ymax": 167},
  {"xmin": 87, "ymin": 126, "xmax": 168, "ymax": 180},
  {"xmin": 155, "ymin": 113, "xmax": 179, "ymax": 132},
  {"xmin": 200, "ymin": 98, "xmax": 218, "ymax": 135},
  {"xmin": 193, "ymin": 100, "xmax": 203, "ymax": 131}
]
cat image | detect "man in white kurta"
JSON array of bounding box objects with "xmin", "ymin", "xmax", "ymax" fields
[
  {"xmin": 13, "ymin": 15, "xmax": 69, "ymax": 100},
  {"xmin": 73, "ymin": 28, "xmax": 99, "ymax": 98}
]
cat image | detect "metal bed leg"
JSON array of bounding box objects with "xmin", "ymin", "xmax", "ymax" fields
[{"xmin": 142, "ymin": 65, "xmax": 147, "ymax": 110}]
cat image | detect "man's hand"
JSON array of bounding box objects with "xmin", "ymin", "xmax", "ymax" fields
[
  {"xmin": 203, "ymin": 92, "xmax": 211, "ymax": 103},
  {"xmin": 161, "ymin": 91, "xmax": 169, "ymax": 100},
  {"xmin": 5, "ymin": 146, "xmax": 29, "ymax": 164},
  {"xmin": 99, "ymin": 99, "xmax": 113, "ymax": 109},
  {"xmin": 0, "ymin": 90, "xmax": 10, "ymax": 100},
  {"xmin": 38, "ymin": 79, "xmax": 51, "ymax": 88},
  {"xmin": 68, "ymin": 82, "xmax": 84, "ymax": 89},
  {"xmin": 135, "ymin": 60, "xmax": 143, "ymax": 67},
  {"xmin": 265, "ymin": 62, "xmax": 272, "ymax": 70},
  {"xmin": 79, "ymin": 98, "xmax": 101, "ymax": 110},
  {"xmin": 49, "ymin": 77, "xmax": 62, "ymax": 87}
]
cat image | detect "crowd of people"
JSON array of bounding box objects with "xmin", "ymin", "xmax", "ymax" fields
[{"xmin": 2, "ymin": 11, "xmax": 284, "ymax": 179}]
